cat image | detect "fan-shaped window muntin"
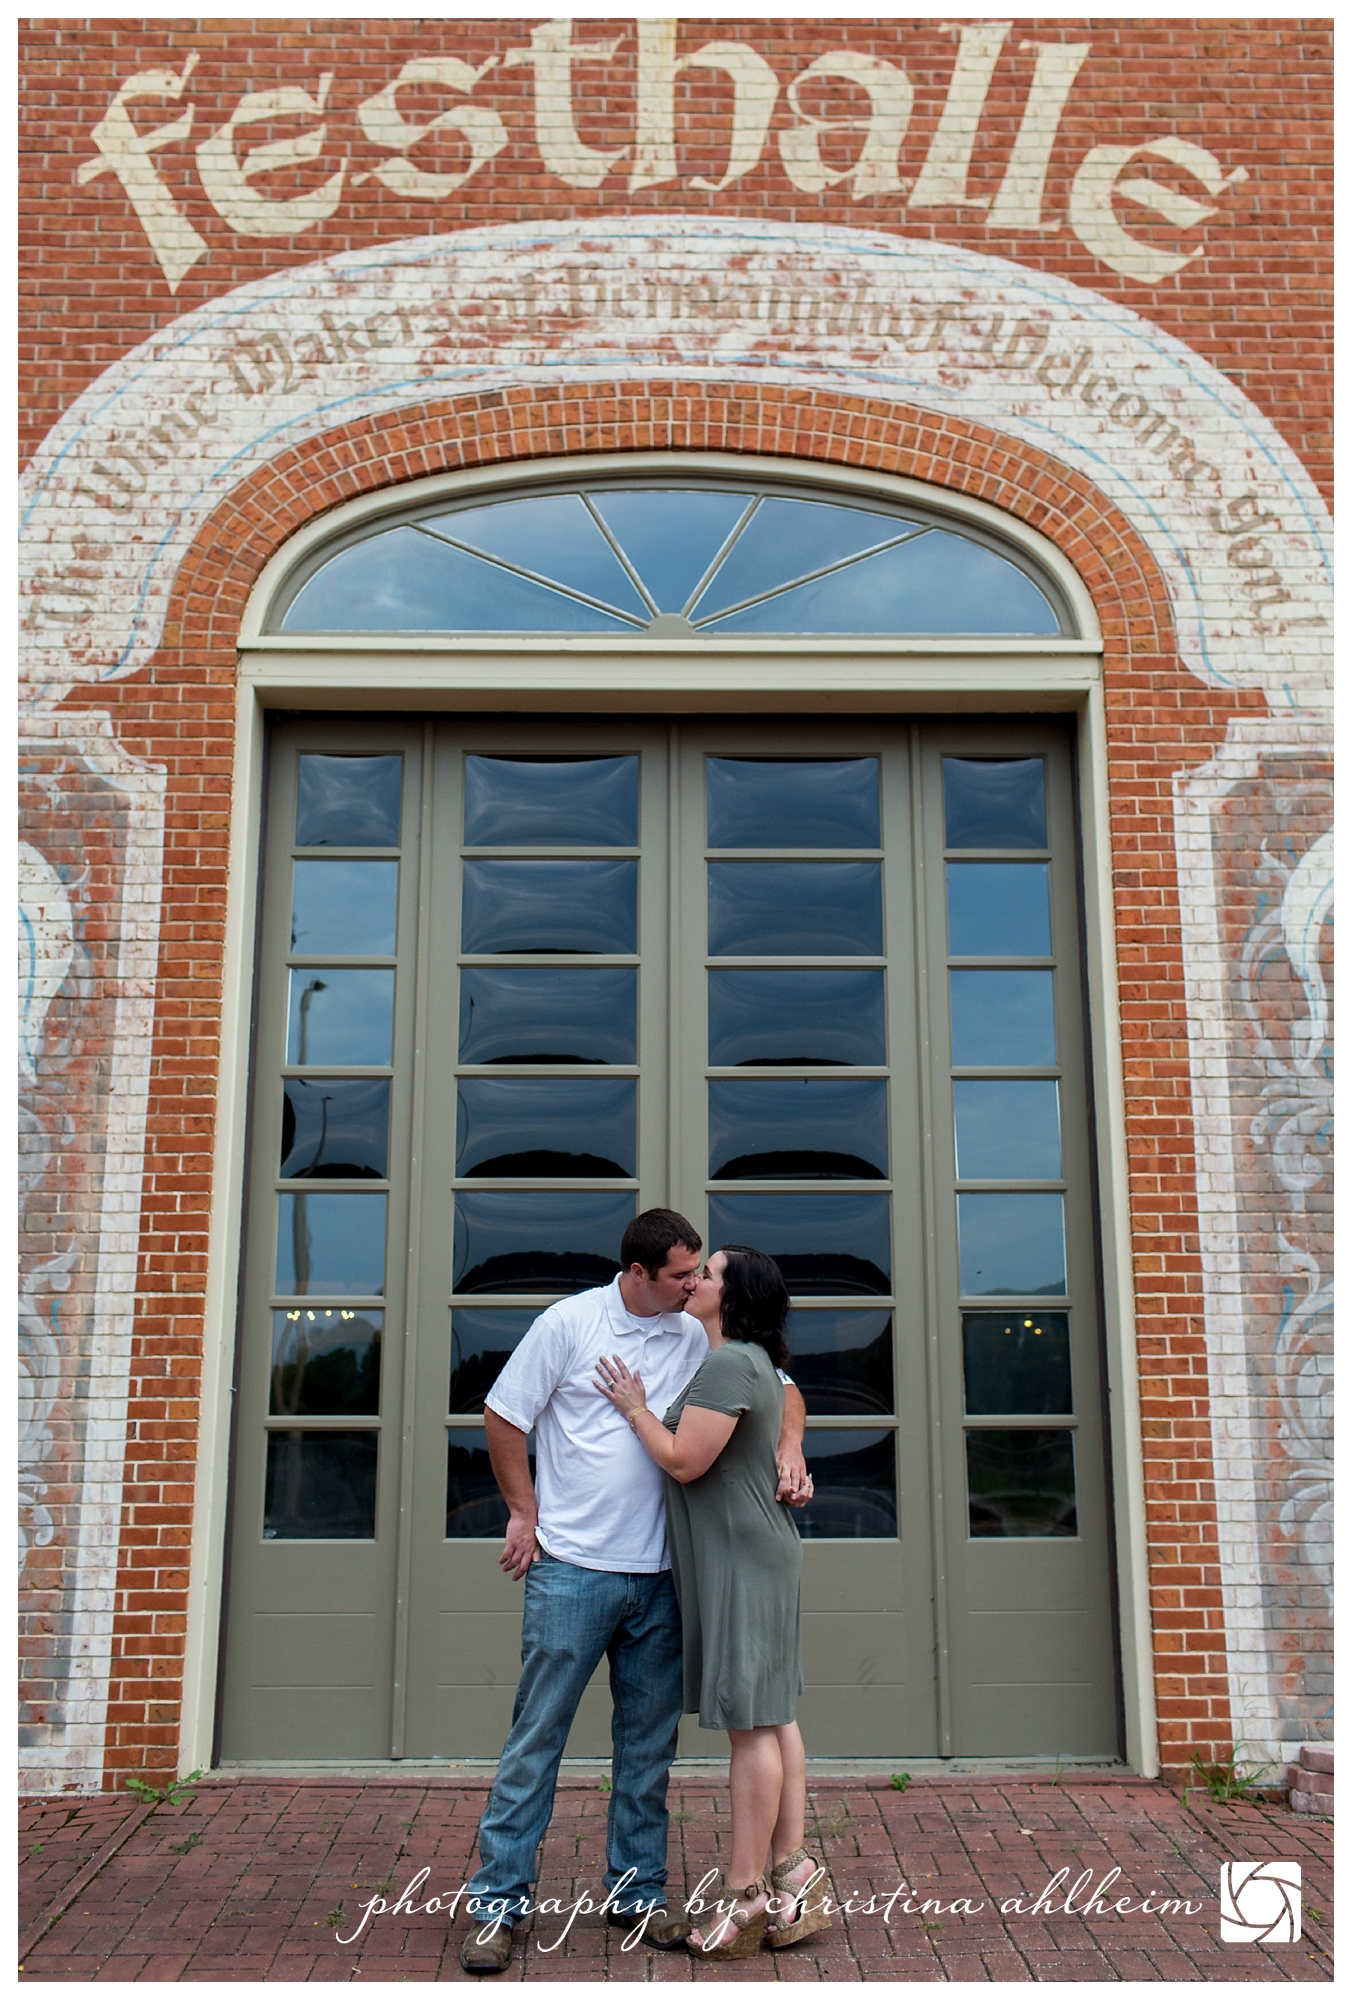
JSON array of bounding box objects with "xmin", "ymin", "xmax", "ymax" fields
[{"xmin": 274, "ymin": 482, "xmax": 1072, "ymax": 639}]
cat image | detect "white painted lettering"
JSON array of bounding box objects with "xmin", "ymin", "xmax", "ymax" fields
[
  {"xmin": 910, "ymin": 21, "xmax": 1010, "ymax": 208},
  {"xmin": 1068, "ymin": 136, "xmax": 1249, "ymax": 282},
  {"xmin": 75, "ymin": 53, "xmax": 206, "ymax": 290},
  {"xmin": 505, "ymin": 19, "xmax": 625, "ymax": 189},
  {"xmin": 779, "ymin": 49, "xmax": 913, "ymax": 199},
  {"xmin": 987, "ymin": 40, "xmax": 1091, "ymax": 229},
  {"xmin": 356, "ymin": 57, "xmax": 507, "ymax": 196},
  {"xmin": 197, "ymin": 75, "xmax": 345, "ymax": 236},
  {"xmin": 632, "ymin": 19, "xmax": 779, "ymax": 192}
]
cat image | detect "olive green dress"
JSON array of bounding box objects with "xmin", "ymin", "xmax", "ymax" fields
[{"xmin": 661, "ymin": 1339, "xmax": 804, "ymax": 1730}]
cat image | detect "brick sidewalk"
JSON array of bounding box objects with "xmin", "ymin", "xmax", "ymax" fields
[{"xmin": 19, "ymin": 1774, "xmax": 1332, "ymax": 1981}]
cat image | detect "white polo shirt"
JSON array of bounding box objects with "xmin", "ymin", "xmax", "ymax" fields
[{"xmin": 486, "ymin": 1277, "xmax": 710, "ymax": 1573}]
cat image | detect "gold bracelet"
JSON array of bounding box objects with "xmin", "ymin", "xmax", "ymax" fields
[{"xmin": 627, "ymin": 1408, "xmax": 644, "ymax": 1430}]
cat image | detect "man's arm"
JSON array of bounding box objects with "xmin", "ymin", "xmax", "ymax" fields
[
  {"xmin": 775, "ymin": 1384, "xmax": 811, "ymax": 1506},
  {"xmin": 484, "ymin": 1407, "xmax": 540, "ymax": 1581}
]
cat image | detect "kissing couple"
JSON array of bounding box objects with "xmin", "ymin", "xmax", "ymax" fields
[{"xmin": 458, "ymin": 1207, "xmax": 833, "ymax": 1970}]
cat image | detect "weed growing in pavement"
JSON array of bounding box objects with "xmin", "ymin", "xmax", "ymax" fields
[
  {"xmin": 125, "ymin": 1769, "xmax": 203, "ymax": 1807},
  {"xmin": 671, "ymin": 1807, "xmax": 699, "ymax": 1825},
  {"xmin": 326, "ymin": 1907, "xmax": 346, "ymax": 1929},
  {"xmin": 813, "ymin": 1800, "xmax": 851, "ymax": 1844},
  {"xmin": 1186, "ymin": 1746, "xmax": 1272, "ymax": 1805},
  {"xmin": 597, "ymin": 1773, "xmax": 612, "ymax": 1793},
  {"xmin": 169, "ymin": 1831, "xmax": 202, "ymax": 1853},
  {"xmin": 28, "ymin": 1842, "xmax": 44, "ymax": 1856},
  {"xmin": 890, "ymin": 1772, "xmax": 911, "ymax": 1792}
]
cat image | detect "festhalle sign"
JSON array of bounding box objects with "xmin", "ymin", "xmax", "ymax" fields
[
  {"xmin": 331, "ymin": 1862, "xmax": 1204, "ymax": 1948},
  {"xmin": 79, "ymin": 18, "xmax": 1249, "ymax": 292}
]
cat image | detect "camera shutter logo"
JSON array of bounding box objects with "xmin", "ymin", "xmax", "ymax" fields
[{"xmin": 1219, "ymin": 1862, "xmax": 1301, "ymax": 1943}]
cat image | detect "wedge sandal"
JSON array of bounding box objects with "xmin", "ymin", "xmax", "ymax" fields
[
  {"xmin": 766, "ymin": 1847, "xmax": 833, "ymax": 1948},
  {"xmin": 686, "ymin": 1874, "xmax": 771, "ymax": 1958}
]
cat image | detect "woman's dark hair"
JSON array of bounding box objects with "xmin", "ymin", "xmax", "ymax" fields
[{"xmin": 716, "ymin": 1244, "xmax": 791, "ymax": 1368}]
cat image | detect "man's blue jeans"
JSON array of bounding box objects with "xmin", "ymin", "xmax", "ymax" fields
[{"xmin": 466, "ymin": 1553, "xmax": 683, "ymax": 1927}]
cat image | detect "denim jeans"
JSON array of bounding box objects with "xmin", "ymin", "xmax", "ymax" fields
[{"xmin": 465, "ymin": 1553, "xmax": 684, "ymax": 1926}]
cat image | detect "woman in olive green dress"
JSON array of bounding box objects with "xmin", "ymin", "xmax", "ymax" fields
[{"xmin": 596, "ymin": 1246, "xmax": 831, "ymax": 1959}]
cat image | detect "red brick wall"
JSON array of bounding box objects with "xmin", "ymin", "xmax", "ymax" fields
[
  {"xmin": 19, "ymin": 17, "xmax": 1332, "ymax": 1786},
  {"xmin": 20, "ymin": 17, "xmax": 1331, "ymax": 496}
]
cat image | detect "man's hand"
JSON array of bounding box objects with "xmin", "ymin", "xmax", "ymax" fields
[
  {"xmin": 775, "ymin": 1447, "xmax": 813, "ymax": 1508},
  {"xmin": 485, "ymin": 1409, "xmax": 541, "ymax": 1581},
  {"xmin": 775, "ymin": 1383, "xmax": 812, "ymax": 1507},
  {"xmin": 500, "ymin": 1508, "xmax": 541, "ymax": 1581}
]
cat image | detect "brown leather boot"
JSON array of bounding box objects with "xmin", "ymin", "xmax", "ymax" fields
[
  {"xmin": 606, "ymin": 1906, "xmax": 693, "ymax": 1949},
  {"xmin": 459, "ymin": 1922, "xmax": 515, "ymax": 1972}
]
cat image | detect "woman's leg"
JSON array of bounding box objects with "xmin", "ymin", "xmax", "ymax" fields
[
  {"xmin": 769, "ymin": 1721, "xmax": 806, "ymax": 1865},
  {"xmin": 727, "ymin": 1726, "xmax": 783, "ymax": 1887},
  {"xmin": 766, "ymin": 1719, "xmax": 829, "ymax": 1932},
  {"xmin": 689, "ymin": 1726, "xmax": 780, "ymax": 1947}
]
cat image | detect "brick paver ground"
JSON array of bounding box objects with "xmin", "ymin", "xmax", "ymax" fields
[{"xmin": 19, "ymin": 1774, "xmax": 1332, "ymax": 1981}]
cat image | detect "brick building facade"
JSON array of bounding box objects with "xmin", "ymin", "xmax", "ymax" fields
[{"xmin": 19, "ymin": 16, "xmax": 1331, "ymax": 1792}]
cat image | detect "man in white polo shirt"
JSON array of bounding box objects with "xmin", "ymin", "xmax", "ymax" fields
[{"xmin": 460, "ymin": 1209, "xmax": 807, "ymax": 1972}]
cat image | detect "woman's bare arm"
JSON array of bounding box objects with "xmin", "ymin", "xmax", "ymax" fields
[{"xmin": 594, "ymin": 1354, "xmax": 736, "ymax": 1482}]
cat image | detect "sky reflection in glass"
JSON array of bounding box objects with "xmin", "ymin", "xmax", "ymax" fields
[
  {"xmin": 465, "ymin": 755, "xmax": 638, "ymax": 846},
  {"xmin": 708, "ymin": 968, "xmax": 885, "ymax": 1066},
  {"xmin": 276, "ymin": 1191, "xmax": 387, "ymax": 1297},
  {"xmin": 459, "ymin": 966, "xmax": 636, "ymax": 1064},
  {"xmin": 709, "ymin": 1077, "xmax": 887, "ymax": 1179},
  {"xmin": 700, "ymin": 531, "xmax": 1058, "ymax": 634},
  {"xmin": 453, "ymin": 1189, "xmax": 634, "ymax": 1293},
  {"xmin": 706, "ymin": 757, "xmax": 879, "ymax": 848},
  {"xmin": 958, "ymin": 1191, "xmax": 1066, "ymax": 1296},
  {"xmin": 591, "ymin": 489, "xmax": 750, "ymax": 610},
  {"xmin": 291, "ymin": 861, "xmax": 397, "ymax": 954},
  {"xmin": 457, "ymin": 1076, "xmax": 636, "ymax": 1178},
  {"xmin": 708, "ymin": 862, "xmax": 882, "ymax": 955},
  {"xmin": 708, "ymin": 1192, "xmax": 891, "ymax": 1294},
  {"xmin": 461, "ymin": 860, "xmax": 637, "ymax": 953},
  {"xmin": 692, "ymin": 498, "xmax": 909, "ymax": 619},
  {"xmin": 286, "ymin": 969, "xmax": 394, "ymax": 1066},
  {"xmin": 429, "ymin": 495, "xmax": 648, "ymax": 618},
  {"xmin": 947, "ymin": 863, "xmax": 1051, "ymax": 957},
  {"xmin": 948, "ymin": 970, "xmax": 1055, "ymax": 1067},
  {"xmin": 283, "ymin": 526, "xmax": 636, "ymax": 632},
  {"xmin": 296, "ymin": 754, "xmax": 402, "ymax": 847},
  {"xmin": 953, "ymin": 1079, "xmax": 1060, "ymax": 1180},
  {"xmin": 279, "ymin": 488, "xmax": 1065, "ymax": 637},
  {"xmin": 943, "ymin": 757, "xmax": 1046, "ymax": 850}
]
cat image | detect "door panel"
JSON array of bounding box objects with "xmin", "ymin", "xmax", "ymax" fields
[
  {"xmin": 219, "ymin": 715, "xmax": 1119, "ymax": 1764},
  {"xmin": 920, "ymin": 725, "xmax": 1118, "ymax": 1755},
  {"xmin": 218, "ymin": 721, "xmax": 423, "ymax": 1761}
]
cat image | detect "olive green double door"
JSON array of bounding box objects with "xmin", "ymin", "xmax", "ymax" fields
[{"xmin": 217, "ymin": 712, "xmax": 1120, "ymax": 1763}]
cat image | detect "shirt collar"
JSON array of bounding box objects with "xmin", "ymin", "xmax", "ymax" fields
[{"xmin": 605, "ymin": 1274, "xmax": 687, "ymax": 1337}]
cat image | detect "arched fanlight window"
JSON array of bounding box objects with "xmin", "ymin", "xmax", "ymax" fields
[{"xmin": 272, "ymin": 481, "xmax": 1071, "ymax": 637}]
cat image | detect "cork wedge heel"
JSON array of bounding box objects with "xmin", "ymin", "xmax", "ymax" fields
[
  {"xmin": 766, "ymin": 1848, "xmax": 833, "ymax": 1948},
  {"xmin": 686, "ymin": 1875, "xmax": 772, "ymax": 1959}
]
